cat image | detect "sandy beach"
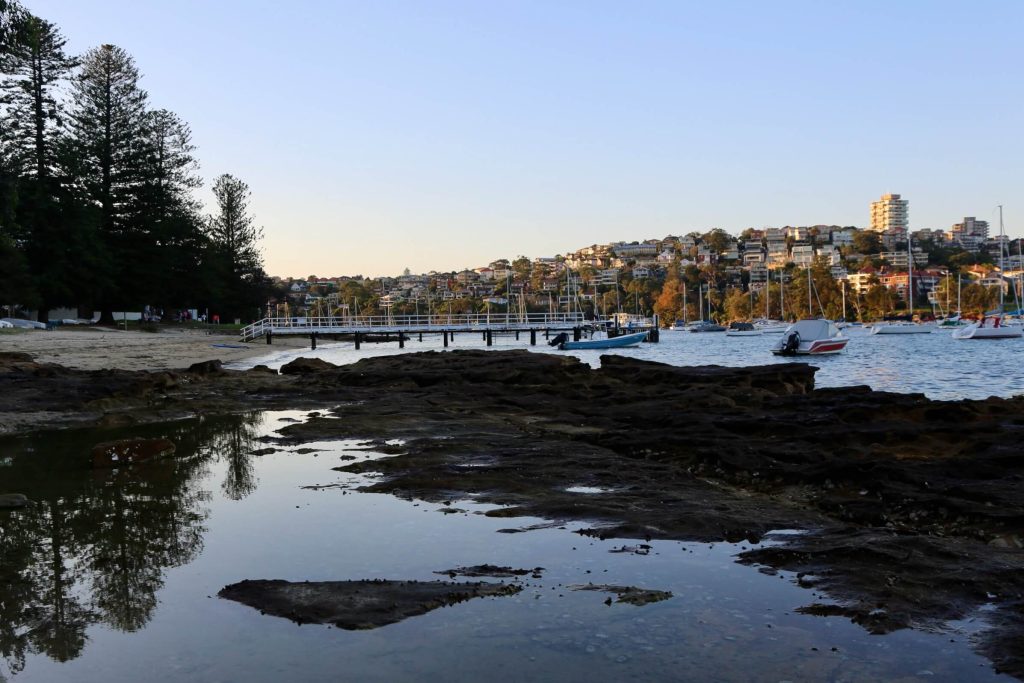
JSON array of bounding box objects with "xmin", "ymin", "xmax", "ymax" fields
[{"xmin": 0, "ymin": 326, "xmax": 305, "ymax": 371}]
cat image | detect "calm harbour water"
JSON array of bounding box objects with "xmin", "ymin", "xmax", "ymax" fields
[
  {"xmin": 2, "ymin": 330, "xmax": 1021, "ymax": 681},
  {"xmin": 231, "ymin": 326, "xmax": 1024, "ymax": 401},
  {"xmin": 0, "ymin": 411, "xmax": 1013, "ymax": 682}
]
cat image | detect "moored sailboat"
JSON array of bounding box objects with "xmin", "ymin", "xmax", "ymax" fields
[
  {"xmin": 869, "ymin": 230, "xmax": 933, "ymax": 335},
  {"xmin": 953, "ymin": 206, "xmax": 1022, "ymax": 340}
]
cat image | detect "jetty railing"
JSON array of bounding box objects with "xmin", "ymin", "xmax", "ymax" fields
[{"xmin": 239, "ymin": 312, "xmax": 590, "ymax": 342}]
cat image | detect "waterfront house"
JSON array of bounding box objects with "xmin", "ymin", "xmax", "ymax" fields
[{"xmin": 791, "ymin": 244, "xmax": 815, "ymax": 267}]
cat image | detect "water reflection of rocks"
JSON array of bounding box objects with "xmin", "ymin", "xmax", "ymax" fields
[{"xmin": 0, "ymin": 414, "xmax": 262, "ymax": 675}]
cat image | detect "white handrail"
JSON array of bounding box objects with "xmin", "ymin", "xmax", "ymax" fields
[{"xmin": 239, "ymin": 312, "xmax": 597, "ymax": 341}]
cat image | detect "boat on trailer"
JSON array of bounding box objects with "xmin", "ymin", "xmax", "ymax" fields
[{"xmin": 771, "ymin": 319, "xmax": 848, "ymax": 356}]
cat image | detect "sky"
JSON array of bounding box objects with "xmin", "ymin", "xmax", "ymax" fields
[{"xmin": 30, "ymin": 0, "xmax": 1024, "ymax": 277}]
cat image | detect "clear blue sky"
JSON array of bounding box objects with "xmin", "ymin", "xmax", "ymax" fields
[{"xmin": 32, "ymin": 0, "xmax": 1024, "ymax": 277}]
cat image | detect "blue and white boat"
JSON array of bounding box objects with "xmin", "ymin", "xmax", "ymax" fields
[{"xmin": 557, "ymin": 331, "xmax": 648, "ymax": 350}]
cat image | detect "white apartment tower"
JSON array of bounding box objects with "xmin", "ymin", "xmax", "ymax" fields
[
  {"xmin": 951, "ymin": 216, "xmax": 989, "ymax": 239},
  {"xmin": 870, "ymin": 193, "xmax": 909, "ymax": 233}
]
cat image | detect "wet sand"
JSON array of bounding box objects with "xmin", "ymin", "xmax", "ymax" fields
[{"xmin": 0, "ymin": 326, "xmax": 304, "ymax": 371}]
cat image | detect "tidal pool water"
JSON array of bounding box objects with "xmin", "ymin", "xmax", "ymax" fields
[
  {"xmin": 229, "ymin": 327, "xmax": 1024, "ymax": 401},
  {"xmin": 0, "ymin": 411, "xmax": 1012, "ymax": 681}
]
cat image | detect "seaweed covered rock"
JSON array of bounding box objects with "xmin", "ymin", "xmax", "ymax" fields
[
  {"xmin": 218, "ymin": 578, "xmax": 522, "ymax": 629},
  {"xmin": 279, "ymin": 357, "xmax": 338, "ymax": 375}
]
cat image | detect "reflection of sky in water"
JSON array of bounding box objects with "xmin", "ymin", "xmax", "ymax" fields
[
  {"xmin": 230, "ymin": 330, "xmax": 1024, "ymax": 401},
  {"xmin": 2, "ymin": 411, "xmax": 1013, "ymax": 682},
  {"xmin": 565, "ymin": 486, "xmax": 611, "ymax": 494}
]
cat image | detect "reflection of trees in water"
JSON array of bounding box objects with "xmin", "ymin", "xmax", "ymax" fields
[
  {"xmin": 0, "ymin": 456, "xmax": 95, "ymax": 671},
  {"xmin": 23, "ymin": 501, "xmax": 94, "ymax": 664},
  {"xmin": 202, "ymin": 415, "xmax": 262, "ymax": 501},
  {"xmin": 0, "ymin": 412, "xmax": 264, "ymax": 675}
]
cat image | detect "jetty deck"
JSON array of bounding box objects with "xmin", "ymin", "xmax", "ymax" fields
[
  {"xmin": 241, "ymin": 313, "xmax": 659, "ymax": 347},
  {"xmin": 241, "ymin": 313, "xmax": 618, "ymax": 342}
]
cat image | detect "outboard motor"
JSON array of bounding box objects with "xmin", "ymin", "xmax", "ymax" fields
[
  {"xmin": 780, "ymin": 331, "xmax": 800, "ymax": 356},
  {"xmin": 548, "ymin": 332, "xmax": 569, "ymax": 347}
]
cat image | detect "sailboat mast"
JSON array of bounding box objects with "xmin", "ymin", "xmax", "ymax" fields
[
  {"xmin": 683, "ymin": 283, "xmax": 688, "ymax": 323},
  {"xmin": 1018, "ymin": 236, "xmax": 1023, "ymax": 312},
  {"xmin": 842, "ymin": 280, "xmax": 847, "ymax": 321},
  {"xmin": 807, "ymin": 268, "xmax": 812, "ymax": 318},
  {"xmin": 780, "ymin": 269, "xmax": 785, "ymax": 321},
  {"xmin": 999, "ymin": 205, "xmax": 1005, "ymax": 312},
  {"xmin": 615, "ymin": 273, "xmax": 620, "ymax": 317},
  {"xmin": 958, "ymin": 273, "xmax": 962, "ymax": 314},
  {"xmin": 566, "ymin": 266, "xmax": 572, "ymax": 316},
  {"xmin": 765, "ymin": 274, "xmax": 770, "ymax": 319},
  {"xmin": 907, "ymin": 229, "xmax": 913, "ymax": 316}
]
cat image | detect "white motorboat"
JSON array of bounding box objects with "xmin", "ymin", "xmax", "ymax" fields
[
  {"xmin": 726, "ymin": 322, "xmax": 762, "ymax": 337},
  {"xmin": 771, "ymin": 319, "xmax": 849, "ymax": 355},
  {"xmin": 688, "ymin": 320, "xmax": 726, "ymax": 333},
  {"xmin": 754, "ymin": 319, "xmax": 789, "ymax": 334},
  {"xmin": 951, "ymin": 316, "xmax": 1023, "ymax": 340},
  {"xmin": 869, "ymin": 322, "xmax": 934, "ymax": 335}
]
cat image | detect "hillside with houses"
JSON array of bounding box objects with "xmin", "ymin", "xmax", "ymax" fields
[{"xmin": 270, "ymin": 205, "xmax": 1024, "ymax": 325}]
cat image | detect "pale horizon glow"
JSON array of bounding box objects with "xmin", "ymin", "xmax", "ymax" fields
[{"xmin": 31, "ymin": 0, "xmax": 1024, "ymax": 277}]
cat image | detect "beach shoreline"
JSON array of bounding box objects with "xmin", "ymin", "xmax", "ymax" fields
[{"xmin": 0, "ymin": 326, "xmax": 308, "ymax": 371}]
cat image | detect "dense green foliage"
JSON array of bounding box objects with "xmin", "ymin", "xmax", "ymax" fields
[{"xmin": 0, "ymin": 4, "xmax": 267, "ymax": 322}]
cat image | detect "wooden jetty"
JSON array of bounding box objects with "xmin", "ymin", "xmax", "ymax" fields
[{"xmin": 240, "ymin": 313, "xmax": 659, "ymax": 349}]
